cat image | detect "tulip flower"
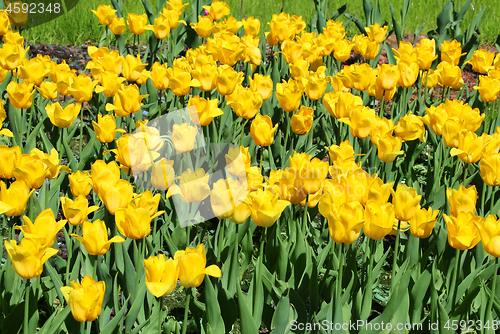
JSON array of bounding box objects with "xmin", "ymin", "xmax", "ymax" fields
[
  {"xmin": 398, "ymin": 61, "xmax": 419, "ymax": 88},
  {"xmin": 0, "ymin": 10, "xmax": 11, "ymax": 35},
  {"xmin": 474, "ymin": 215, "xmax": 500, "ymax": 257},
  {"xmin": 276, "ymin": 78, "xmax": 304, "ymax": 112},
  {"xmin": 323, "ymin": 91, "xmax": 363, "ymax": 119},
  {"xmin": 291, "ymin": 106, "xmax": 313, "ymax": 135},
  {"xmin": 225, "ymin": 146, "xmax": 251, "ymax": 178},
  {"xmin": 210, "ymin": 178, "xmax": 248, "ymax": 219},
  {"xmin": 4, "ymin": 236, "xmax": 58, "ymax": 279},
  {"xmin": 446, "ymin": 185, "xmax": 477, "ymax": 217},
  {"xmin": 242, "ymin": 16, "xmax": 260, "ymax": 37},
  {"xmin": 249, "ymin": 73, "xmax": 272, "ymax": 101},
  {"xmin": 0, "ymin": 42, "xmax": 26, "ymax": 70},
  {"xmin": 153, "ymin": 15, "xmax": 171, "ymax": 39},
  {"xmin": 28, "ymin": 148, "xmax": 70, "ymax": 180},
  {"xmin": 92, "ymin": 114, "xmax": 126, "ymax": 143},
  {"xmin": 95, "ymin": 71, "xmax": 126, "ymax": 97},
  {"xmin": 110, "ymin": 133, "xmax": 158, "ymax": 173},
  {"xmin": 366, "ymin": 177, "xmax": 394, "ymax": 205},
  {"xmin": 151, "ymin": 158, "xmax": 176, "ymax": 190},
  {"xmin": 133, "ymin": 191, "xmax": 162, "ymax": 217},
  {"xmin": 466, "ymin": 49, "xmax": 494, "ymax": 74},
  {"xmin": 0, "ymin": 145, "xmax": 21, "ymax": 179},
  {"xmin": 474, "ymin": 76, "xmax": 500, "ymax": 102},
  {"xmin": 91, "ymin": 5, "xmax": 117, "ymax": 26},
  {"xmin": 440, "ymin": 40, "xmax": 466, "ymax": 66},
  {"xmin": 339, "ymin": 105, "xmax": 376, "ymax": 139},
  {"xmin": 167, "ymin": 0, "xmax": 188, "ymax": 15},
  {"xmin": 480, "ymin": 153, "xmax": 500, "ymax": 186},
  {"xmin": 443, "ymin": 212, "xmax": 481, "ymax": 250},
  {"xmin": 303, "ymin": 66, "xmax": 329, "ymax": 100},
  {"xmin": 375, "ymin": 134, "xmax": 404, "ymax": 163},
  {"xmin": 167, "ymin": 168, "xmax": 210, "ymax": 203},
  {"xmin": 150, "ymin": 62, "xmax": 169, "ymax": 91},
  {"xmin": 109, "ymin": 16, "xmax": 126, "ymax": 35},
  {"xmin": 45, "ymin": 102, "xmax": 81, "ymax": 128},
  {"xmin": 415, "ymin": 39, "xmax": 438, "ymax": 70},
  {"xmin": 107, "ymin": 84, "xmax": 149, "ymax": 117},
  {"xmin": 115, "ymin": 204, "xmax": 163, "ymax": 240},
  {"xmin": 0, "ymin": 180, "xmax": 33, "ymax": 216},
  {"xmin": 450, "ymin": 131, "xmax": 485, "ymax": 163},
  {"xmin": 91, "ymin": 160, "xmax": 121, "ymax": 196},
  {"xmin": 435, "ymin": 61, "xmax": 462, "ymax": 88},
  {"xmin": 7, "ymin": 80, "xmax": 34, "ymax": 109},
  {"xmin": 365, "ymin": 23, "xmax": 388, "ymax": 43},
  {"xmin": 68, "ymin": 74, "xmax": 98, "ymax": 103},
  {"xmin": 216, "ymin": 65, "xmax": 244, "ymax": 96},
  {"xmin": 363, "ymin": 201, "xmax": 396, "ymax": 240},
  {"xmin": 203, "ymin": 0, "xmax": 230, "ymax": 21},
  {"xmin": 227, "ymin": 87, "xmax": 263, "ymax": 119},
  {"xmin": 144, "ymin": 254, "xmax": 179, "ymax": 297},
  {"xmin": 60, "ymin": 276, "xmax": 105, "ymax": 322},
  {"xmin": 61, "ymin": 196, "xmax": 99, "ymax": 226},
  {"xmin": 332, "ymin": 39, "xmax": 353, "ymax": 62},
  {"xmin": 174, "ymin": 244, "xmax": 221, "ymax": 288},
  {"xmin": 5, "ymin": 1, "xmax": 27, "ymax": 26},
  {"xmin": 18, "ymin": 209, "xmax": 67, "ymax": 248},
  {"xmin": 172, "ymin": 122, "xmax": 198, "ymax": 154},
  {"xmin": 127, "ymin": 13, "xmax": 153, "ymax": 35},
  {"xmin": 167, "ymin": 65, "xmax": 196, "ymax": 96},
  {"xmin": 191, "ymin": 15, "xmax": 213, "ymax": 38},
  {"xmin": 352, "ymin": 34, "xmax": 379, "ymax": 60},
  {"xmin": 188, "ymin": 96, "xmax": 223, "ymax": 126},
  {"xmin": 160, "ymin": 8, "xmax": 186, "ymax": 30},
  {"xmin": 71, "ymin": 220, "xmax": 125, "ymax": 255},
  {"xmin": 250, "ymin": 114, "xmax": 278, "ymax": 147},
  {"xmin": 376, "ymin": 64, "xmax": 400, "ymax": 91},
  {"xmin": 13, "ymin": 154, "xmax": 48, "ymax": 189},
  {"xmin": 190, "ymin": 60, "xmax": 217, "ymax": 92},
  {"xmin": 122, "ymin": 54, "xmax": 148, "ymax": 82},
  {"xmin": 99, "ymin": 179, "xmax": 134, "ymax": 215},
  {"xmin": 410, "ymin": 207, "xmax": 439, "ymax": 239},
  {"xmin": 393, "ymin": 183, "xmax": 421, "ymax": 222},
  {"xmin": 246, "ymin": 188, "xmax": 290, "ymax": 227},
  {"xmin": 394, "ymin": 112, "xmax": 426, "ymax": 142},
  {"xmin": 36, "ymin": 81, "xmax": 58, "ymax": 100},
  {"xmin": 321, "ymin": 199, "xmax": 365, "ymax": 244}
]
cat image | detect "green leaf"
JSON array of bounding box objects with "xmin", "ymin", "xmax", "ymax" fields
[
  {"xmin": 99, "ymin": 295, "xmax": 131, "ymax": 334},
  {"xmin": 271, "ymin": 295, "xmax": 291, "ymax": 333},
  {"xmin": 236, "ymin": 284, "xmax": 259, "ymax": 334},
  {"xmin": 203, "ymin": 278, "xmax": 225, "ymax": 334}
]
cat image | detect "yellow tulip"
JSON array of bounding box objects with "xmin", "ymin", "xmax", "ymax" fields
[
  {"xmin": 443, "ymin": 212, "xmax": 481, "ymax": 250},
  {"xmin": 352, "ymin": 34, "xmax": 379, "ymax": 60},
  {"xmin": 291, "ymin": 106, "xmax": 313, "ymax": 135},
  {"xmin": 18, "ymin": 208, "xmax": 67, "ymax": 248},
  {"xmin": 167, "ymin": 168, "xmax": 210, "ymax": 203},
  {"xmin": 375, "ymin": 134, "xmax": 404, "ymax": 163},
  {"xmin": 46, "ymin": 102, "xmax": 81, "ymax": 128},
  {"xmin": 13, "ymin": 154, "xmax": 48, "ymax": 189},
  {"xmin": 210, "ymin": 178, "xmax": 249, "ymax": 220},
  {"xmin": 332, "ymin": 39, "xmax": 353, "ymax": 62},
  {"xmin": 153, "ymin": 15, "xmax": 171, "ymax": 40},
  {"xmin": 100, "ymin": 179, "xmax": 134, "ymax": 215},
  {"xmin": 394, "ymin": 112, "xmax": 426, "ymax": 142},
  {"xmin": 144, "ymin": 254, "xmax": 179, "ymax": 297},
  {"xmin": 127, "ymin": 13, "xmax": 153, "ymax": 35},
  {"xmin": 36, "ymin": 81, "xmax": 58, "ymax": 100},
  {"xmin": 91, "ymin": 160, "xmax": 121, "ymax": 196},
  {"xmin": 415, "ymin": 39, "xmax": 437, "ymax": 70},
  {"xmin": 250, "ymin": 114, "xmax": 278, "ymax": 147},
  {"xmin": 159, "ymin": 8, "xmax": 186, "ymax": 30},
  {"xmin": 122, "ymin": 54, "xmax": 148, "ymax": 82},
  {"xmin": 480, "ymin": 152, "xmax": 500, "ymax": 186},
  {"xmin": 5, "ymin": 1, "xmax": 27, "ymax": 26},
  {"xmin": 60, "ymin": 276, "xmax": 105, "ymax": 322},
  {"xmin": 91, "ymin": 4, "xmax": 117, "ymax": 26},
  {"xmin": 0, "ymin": 42, "xmax": 27, "ymax": 70},
  {"xmin": 227, "ymin": 87, "xmax": 263, "ymax": 119},
  {"xmin": 107, "ymin": 84, "xmax": 149, "ymax": 117},
  {"xmin": 303, "ymin": 66, "xmax": 329, "ymax": 100},
  {"xmin": 109, "ymin": 16, "xmax": 126, "ymax": 35},
  {"xmin": 95, "ymin": 71, "xmax": 126, "ymax": 97},
  {"xmin": 398, "ymin": 61, "xmax": 419, "ymax": 88},
  {"xmin": 167, "ymin": 0, "xmax": 188, "ymax": 15},
  {"xmin": 446, "ymin": 185, "xmax": 477, "ymax": 217},
  {"xmin": 71, "ymin": 220, "xmax": 125, "ymax": 255},
  {"xmin": 440, "ymin": 40, "xmax": 466, "ymax": 66},
  {"xmin": 466, "ymin": 49, "xmax": 494, "ymax": 74},
  {"xmin": 365, "ymin": 23, "xmax": 388, "ymax": 43},
  {"xmin": 242, "ymin": 16, "xmax": 260, "ymax": 37},
  {"xmin": 246, "ymin": 188, "xmax": 290, "ymax": 227},
  {"xmin": 7, "ymin": 80, "xmax": 34, "ymax": 109},
  {"xmin": 216, "ymin": 64, "xmax": 244, "ymax": 96},
  {"xmin": 393, "ymin": 183, "xmax": 421, "ymax": 221},
  {"xmin": 172, "ymin": 122, "xmax": 198, "ymax": 154},
  {"xmin": 133, "ymin": 191, "xmax": 162, "ymax": 217},
  {"xmin": 61, "ymin": 196, "xmax": 99, "ymax": 226},
  {"xmin": 203, "ymin": 0, "xmax": 230, "ymax": 20},
  {"xmin": 435, "ymin": 61, "xmax": 462, "ymax": 88},
  {"xmin": 0, "ymin": 10, "xmax": 11, "ymax": 35},
  {"xmin": 191, "ymin": 15, "xmax": 213, "ymax": 38},
  {"xmin": 321, "ymin": 199, "xmax": 364, "ymax": 244},
  {"xmin": 225, "ymin": 146, "xmax": 251, "ymax": 178},
  {"xmin": 364, "ymin": 201, "xmax": 396, "ymax": 240},
  {"xmin": 450, "ymin": 131, "xmax": 485, "ymax": 163},
  {"xmin": 92, "ymin": 114, "xmax": 126, "ymax": 143},
  {"xmin": 366, "ymin": 176, "xmax": 394, "ymax": 205},
  {"xmin": 376, "ymin": 64, "xmax": 400, "ymax": 91},
  {"xmin": 115, "ymin": 204, "xmax": 163, "ymax": 240},
  {"xmin": 0, "ymin": 145, "xmax": 21, "ymax": 179},
  {"xmin": 4, "ymin": 236, "xmax": 58, "ymax": 279},
  {"xmin": 276, "ymin": 78, "xmax": 304, "ymax": 112},
  {"xmin": 474, "ymin": 215, "xmax": 500, "ymax": 257},
  {"xmin": 249, "ymin": 73, "xmax": 273, "ymax": 101},
  {"xmin": 473, "ymin": 75, "xmax": 500, "ymax": 102},
  {"xmin": 151, "ymin": 158, "xmax": 176, "ymax": 190},
  {"xmin": 410, "ymin": 207, "xmax": 439, "ymax": 239},
  {"xmin": 167, "ymin": 65, "xmax": 195, "ymax": 96},
  {"xmin": 68, "ymin": 74, "xmax": 98, "ymax": 103},
  {"xmin": 0, "ymin": 180, "xmax": 33, "ymax": 216},
  {"xmin": 174, "ymin": 244, "xmax": 221, "ymax": 288},
  {"xmin": 339, "ymin": 105, "xmax": 376, "ymax": 139},
  {"xmin": 323, "ymin": 91, "xmax": 363, "ymax": 119}
]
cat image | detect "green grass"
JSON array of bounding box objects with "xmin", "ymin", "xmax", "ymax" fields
[{"xmin": 22, "ymin": 0, "xmax": 500, "ymax": 45}]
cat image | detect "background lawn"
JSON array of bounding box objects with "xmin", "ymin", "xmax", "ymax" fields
[{"xmin": 21, "ymin": 0, "xmax": 500, "ymax": 46}]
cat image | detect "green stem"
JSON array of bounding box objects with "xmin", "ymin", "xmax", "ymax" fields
[
  {"xmin": 135, "ymin": 239, "xmax": 142, "ymax": 299},
  {"xmin": 451, "ymin": 248, "xmax": 461, "ymax": 312},
  {"xmin": 181, "ymin": 288, "xmax": 191, "ymax": 334},
  {"xmin": 158, "ymin": 296, "xmax": 165, "ymax": 334},
  {"xmin": 336, "ymin": 243, "xmax": 344, "ymax": 301},
  {"xmin": 186, "ymin": 224, "xmax": 191, "ymax": 248},
  {"xmin": 487, "ymin": 257, "xmax": 499, "ymax": 322},
  {"xmin": 65, "ymin": 224, "xmax": 73, "ymax": 285},
  {"xmin": 24, "ymin": 280, "xmax": 30, "ymax": 334},
  {"xmin": 379, "ymin": 92, "xmax": 385, "ymax": 118},
  {"xmin": 85, "ymin": 320, "xmax": 92, "ymax": 334},
  {"xmin": 79, "ymin": 105, "xmax": 83, "ymax": 162},
  {"xmin": 302, "ymin": 195, "xmax": 309, "ymax": 237},
  {"xmin": 390, "ymin": 220, "xmax": 402, "ymax": 294}
]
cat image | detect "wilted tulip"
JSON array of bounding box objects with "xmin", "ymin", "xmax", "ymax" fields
[
  {"xmin": 61, "ymin": 196, "xmax": 99, "ymax": 226},
  {"xmin": 4, "ymin": 236, "xmax": 58, "ymax": 279},
  {"xmin": 60, "ymin": 276, "xmax": 105, "ymax": 322},
  {"xmin": 71, "ymin": 220, "xmax": 125, "ymax": 255},
  {"xmin": 250, "ymin": 114, "xmax": 278, "ymax": 147},
  {"xmin": 174, "ymin": 244, "xmax": 221, "ymax": 288},
  {"xmin": 144, "ymin": 254, "xmax": 179, "ymax": 297}
]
